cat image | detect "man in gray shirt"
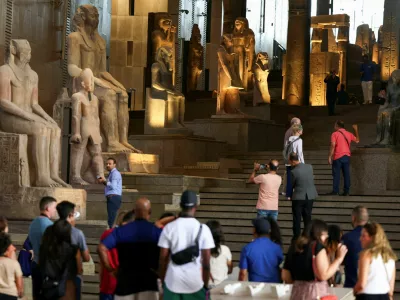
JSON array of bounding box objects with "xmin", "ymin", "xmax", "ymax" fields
[{"xmin": 56, "ymin": 201, "xmax": 91, "ymax": 300}]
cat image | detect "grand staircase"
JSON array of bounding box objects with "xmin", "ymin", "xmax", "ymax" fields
[{"xmin": 197, "ymin": 150, "xmax": 400, "ymax": 295}]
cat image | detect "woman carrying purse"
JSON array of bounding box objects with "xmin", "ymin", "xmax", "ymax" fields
[
  {"xmin": 353, "ymin": 222, "xmax": 397, "ymax": 300},
  {"xmin": 282, "ymin": 219, "xmax": 348, "ymax": 300}
]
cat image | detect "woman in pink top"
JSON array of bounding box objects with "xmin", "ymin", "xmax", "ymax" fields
[{"xmin": 248, "ymin": 160, "xmax": 282, "ymax": 220}]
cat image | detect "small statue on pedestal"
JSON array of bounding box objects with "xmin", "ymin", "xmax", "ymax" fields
[
  {"xmin": 0, "ymin": 39, "xmax": 69, "ymax": 188},
  {"xmin": 217, "ymin": 34, "xmax": 244, "ymax": 115},
  {"xmin": 375, "ymin": 69, "xmax": 400, "ymax": 145},
  {"xmin": 253, "ymin": 52, "xmax": 271, "ymax": 105},
  {"xmin": 187, "ymin": 24, "xmax": 203, "ymax": 92},
  {"xmin": 70, "ymin": 69, "xmax": 105, "ymax": 185},
  {"xmin": 150, "ymin": 46, "xmax": 187, "ymax": 129}
]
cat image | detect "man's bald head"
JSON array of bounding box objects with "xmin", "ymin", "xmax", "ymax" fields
[
  {"xmin": 135, "ymin": 197, "xmax": 152, "ymax": 220},
  {"xmin": 291, "ymin": 117, "xmax": 301, "ymax": 125}
]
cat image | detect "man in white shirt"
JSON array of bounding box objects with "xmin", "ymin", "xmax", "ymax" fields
[{"xmin": 158, "ymin": 190, "xmax": 215, "ymax": 300}]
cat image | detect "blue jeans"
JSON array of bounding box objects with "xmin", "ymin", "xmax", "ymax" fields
[
  {"xmin": 106, "ymin": 195, "xmax": 122, "ymax": 228},
  {"xmin": 75, "ymin": 276, "xmax": 82, "ymax": 300},
  {"xmin": 332, "ymin": 155, "xmax": 350, "ymax": 194},
  {"xmin": 257, "ymin": 210, "xmax": 278, "ymax": 221},
  {"xmin": 99, "ymin": 293, "xmax": 114, "ymax": 300},
  {"xmin": 285, "ymin": 166, "xmax": 292, "ymax": 197}
]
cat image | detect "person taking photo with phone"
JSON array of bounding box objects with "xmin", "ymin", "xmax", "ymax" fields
[{"xmin": 324, "ymin": 69, "xmax": 340, "ymax": 116}]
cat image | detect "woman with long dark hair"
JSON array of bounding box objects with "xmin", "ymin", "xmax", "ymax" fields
[
  {"xmin": 39, "ymin": 220, "xmax": 82, "ymax": 300},
  {"xmin": 282, "ymin": 219, "xmax": 348, "ymax": 300},
  {"xmin": 327, "ymin": 225, "xmax": 343, "ymax": 286},
  {"xmin": 206, "ymin": 220, "xmax": 233, "ymax": 287},
  {"xmin": 268, "ymin": 216, "xmax": 283, "ymax": 247},
  {"xmin": 353, "ymin": 222, "xmax": 397, "ymax": 300}
]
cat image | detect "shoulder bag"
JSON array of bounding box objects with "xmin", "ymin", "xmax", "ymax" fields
[
  {"xmin": 171, "ymin": 225, "xmax": 203, "ymax": 265},
  {"xmin": 312, "ymin": 242, "xmax": 338, "ymax": 300},
  {"xmin": 337, "ymin": 130, "xmax": 350, "ymax": 149}
]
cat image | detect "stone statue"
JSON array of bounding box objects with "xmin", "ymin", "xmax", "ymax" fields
[
  {"xmin": 68, "ymin": 4, "xmax": 140, "ymax": 153},
  {"xmin": 150, "ymin": 46, "xmax": 187, "ymax": 129},
  {"xmin": 252, "ymin": 52, "xmax": 271, "ymax": 105},
  {"xmin": 70, "ymin": 69, "xmax": 104, "ymax": 185},
  {"xmin": 187, "ymin": 24, "xmax": 203, "ymax": 92},
  {"xmin": 0, "ymin": 39, "xmax": 69, "ymax": 188},
  {"xmin": 232, "ymin": 17, "xmax": 255, "ymax": 91},
  {"xmin": 375, "ymin": 69, "xmax": 400, "ymax": 145},
  {"xmin": 152, "ymin": 13, "xmax": 176, "ymax": 85},
  {"xmin": 217, "ymin": 34, "xmax": 244, "ymax": 114}
]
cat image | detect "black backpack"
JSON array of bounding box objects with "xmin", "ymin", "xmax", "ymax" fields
[{"xmin": 171, "ymin": 225, "xmax": 203, "ymax": 265}]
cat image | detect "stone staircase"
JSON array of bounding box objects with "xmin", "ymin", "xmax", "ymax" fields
[{"xmin": 196, "ymin": 150, "xmax": 400, "ymax": 295}]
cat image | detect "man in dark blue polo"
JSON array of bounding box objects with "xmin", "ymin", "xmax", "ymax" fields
[
  {"xmin": 341, "ymin": 206, "xmax": 369, "ymax": 288},
  {"xmin": 360, "ymin": 54, "xmax": 375, "ymax": 104},
  {"xmin": 238, "ymin": 218, "xmax": 283, "ymax": 283}
]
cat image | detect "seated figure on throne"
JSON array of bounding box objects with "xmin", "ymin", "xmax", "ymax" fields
[
  {"xmin": 375, "ymin": 69, "xmax": 400, "ymax": 145},
  {"xmin": 68, "ymin": 4, "xmax": 140, "ymax": 153},
  {"xmin": 0, "ymin": 39, "xmax": 69, "ymax": 187}
]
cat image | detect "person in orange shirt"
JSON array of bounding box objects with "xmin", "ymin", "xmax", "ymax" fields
[{"xmin": 328, "ymin": 120, "xmax": 360, "ymax": 196}]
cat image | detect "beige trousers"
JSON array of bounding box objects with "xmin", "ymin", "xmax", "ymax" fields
[
  {"xmin": 115, "ymin": 291, "xmax": 159, "ymax": 300},
  {"xmin": 361, "ymin": 81, "xmax": 373, "ymax": 104}
]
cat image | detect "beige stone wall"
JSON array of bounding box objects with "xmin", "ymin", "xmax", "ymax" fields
[
  {"xmin": 110, "ymin": 0, "xmax": 168, "ymax": 110},
  {"xmin": 3, "ymin": 1, "xmax": 64, "ymax": 114}
]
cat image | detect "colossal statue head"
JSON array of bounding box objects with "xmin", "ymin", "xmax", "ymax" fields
[
  {"xmin": 9, "ymin": 39, "xmax": 31, "ymax": 64},
  {"xmin": 80, "ymin": 68, "xmax": 95, "ymax": 93},
  {"xmin": 190, "ymin": 24, "xmax": 201, "ymax": 44},
  {"xmin": 234, "ymin": 17, "xmax": 249, "ymax": 34},
  {"xmin": 73, "ymin": 5, "xmax": 99, "ymax": 32},
  {"xmin": 156, "ymin": 46, "xmax": 174, "ymax": 72},
  {"xmin": 156, "ymin": 14, "xmax": 173, "ymax": 33}
]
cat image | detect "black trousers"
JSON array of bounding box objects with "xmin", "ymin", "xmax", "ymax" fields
[
  {"xmin": 292, "ymin": 200, "xmax": 314, "ymax": 240},
  {"xmin": 356, "ymin": 294, "xmax": 389, "ymax": 300},
  {"xmin": 327, "ymin": 96, "xmax": 336, "ymax": 116},
  {"xmin": 0, "ymin": 294, "xmax": 18, "ymax": 300}
]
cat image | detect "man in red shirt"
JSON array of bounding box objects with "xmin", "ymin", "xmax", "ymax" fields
[{"xmin": 328, "ymin": 120, "xmax": 360, "ymax": 196}]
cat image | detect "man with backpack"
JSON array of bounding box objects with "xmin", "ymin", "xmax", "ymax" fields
[
  {"xmin": 158, "ymin": 190, "xmax": 215, "ymax": 300},
  {"xmin": 328, "ymin": 120, "xmax": 360, "ymax": 196},
  {"xmin": 283, "ymin": 124, "xmax": 304, "ymax": 199}
]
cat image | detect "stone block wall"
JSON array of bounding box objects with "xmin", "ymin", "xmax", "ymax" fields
[{"xmin": 110, "ymin": 0, "xmax": 168, "ymax": 110}]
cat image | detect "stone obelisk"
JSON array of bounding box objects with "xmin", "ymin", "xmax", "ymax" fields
[
  {"xmin": 283, "ymin": 0, "xmax": 311, "ymax": 105},
  {"xmin": 381, "ymin": 0, "xmax": 399, "ymax": 81}
]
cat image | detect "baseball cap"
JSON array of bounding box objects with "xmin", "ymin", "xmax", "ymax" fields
[
  {"xmin": 180, "ymin": 190, "xmax": 198, "ymax": 208},
  {"xmin": 252, "ymin": 218, "xmax": 271, "ymax": 234}
]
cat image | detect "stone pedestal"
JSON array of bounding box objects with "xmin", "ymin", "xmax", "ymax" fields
[
  {"xmin": 101, "ymin": 152, "xmax": 159, "ymax": 174},
  {"xmin": 309, "ymin": 52, "xmax": 340, "ymax": 106},
  {"xmin": 185, "ymin": 118, "xmax": 285, "ymax": 152},
  {"xmin": 0, "ymin": 132, "xmax": 86, "ymax": 219},
  {"xmin": 128, "ymin": 134, "xmax": 227, "ymax": 170},
  {"xmin": 351, "ymin": 148, "xmax": 400, "ymax": 195}
]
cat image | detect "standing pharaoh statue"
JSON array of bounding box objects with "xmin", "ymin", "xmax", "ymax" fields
[
  {"xmin": 253, "ymin": 52, "xmax": 271, "ymax": 105},
  {"xmin": 232, "ymin": 17, "xmax": 255, "ymax": 91},
  {"xmin": 375, "ymin": 69, "xmax": 400, "ymax": 145},
  {"xmin": 187, "ymin": 24, "xmax": 203, "ymax": 92},
  {"xmin": 0, "ymin": 39, "xmax": 69, "ymax": 187},
  {"xmin": 68, "ymin": 5, "xmax": 140, "ymax": 153},
  {"xmin": 217, "ymin": 34, "xmax": 244, "ymax": 114},
  {"xmin": 70, "ymin": 69, "xmax": 104, "ymax": 185}
]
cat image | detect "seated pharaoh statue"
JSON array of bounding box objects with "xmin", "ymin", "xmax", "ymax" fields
[
  {"xmin": 68, "ymin": 4, "xmax": 140, "ymax": 153},
  {"xmin": 375, "ymin": 69, "xmax": 400, "ymax": 146},
  {"xmin": 0, "ymin": 39, "xmax": 70, "ymax": 188},
  {"xmin": 145, "ymin": 46, "xmax": 191, "ymax": 134}
]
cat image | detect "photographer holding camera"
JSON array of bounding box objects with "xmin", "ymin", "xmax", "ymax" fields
[
  {"xmin": 324, "ymin": 69, "xmax": 340, "ymax": 116},
  {"xmin": 248, "ymin": 160, "xmax": 282, "ymax": 220}
]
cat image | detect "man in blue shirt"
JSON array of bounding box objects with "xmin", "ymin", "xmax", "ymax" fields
[
  {"xmin": 98, "ymin": 198, "xmax": 173, "ymax": 299},
  {"xmin": 360, "ymin": 54, "xmax": 375, "ymax": 104},
  {"xmin": 98, "ymin": 157, "xmax": 123, "ymax": 228},
  {"xmin": 28, "ymin": 196, "xmax": 57, "ymax": 299},
  {"xmin": 341, "ymin": 205, "xmax": 369, "ymax": 288},
  {"xmin": 239, "ymin": 218, "xmax": 283, "ymax": 283}
]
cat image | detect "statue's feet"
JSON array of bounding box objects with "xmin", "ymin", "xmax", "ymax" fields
[
  {"xmin": 52, "ymin": 176, "xmax": 72, "ymax": 188},
  {"xmin": 108, "ymin": 142, "xmax": 132, "ymax": 153},
  {"xmin": 35, "ymin": 178, "xmax": 62, "ymax": 188},
  {"xmin": 70, "ymin": 177, "xmax": 90, "ymax": 186},
  {"xmin": 121, "ymin": 142, "xmax": 143, "ymax": 153},
  {"xmin": 379, "ymin": 138, "xmax": 390, "ymax": 145}
]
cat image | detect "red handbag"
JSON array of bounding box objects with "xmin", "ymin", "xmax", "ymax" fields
[{"xmin": 312, "ymin": 242, "xmax": 338, "ymax": 300}]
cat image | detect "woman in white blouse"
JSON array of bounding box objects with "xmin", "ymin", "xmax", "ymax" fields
[{"xmin": 353, "ymin": 222, "xmax": 397, "ymax": 300}]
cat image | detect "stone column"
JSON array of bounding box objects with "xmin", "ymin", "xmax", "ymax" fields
[
  {"xmin": 381, "ymin": 0, "xmax": 399, "ymax": 81},
  {"xmin": 337, "ymin": 26, "xmax": 349, "ymax": 88},
  {"xmin": 316, "ymin": 0, "xmax": 330, "ymax": 52},
  {"xmin": 284, "ymin": 0, "xmax": 311, "ymax": 105}
]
